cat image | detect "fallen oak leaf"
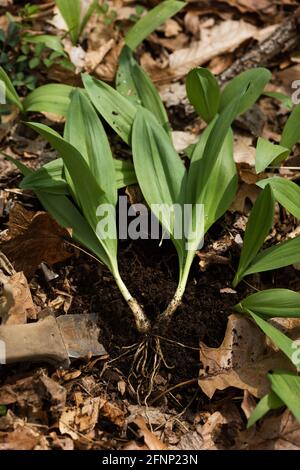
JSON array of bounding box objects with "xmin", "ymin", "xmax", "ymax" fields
[
  {"xmin": 199, "ymin": 314, "xmax": 295, "ymax": 398},
  {"xmin": 1, "ymin": 203, "xmax": 73, "ymax": 279}
]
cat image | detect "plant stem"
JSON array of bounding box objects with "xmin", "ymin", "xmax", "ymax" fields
[
  {"xmin": 113, "ymin": 270, "xmax": 151, "ymax": 334},
  {"xmin": 159, "ymin": 254, "xmax": 193, "ymax": 325}
]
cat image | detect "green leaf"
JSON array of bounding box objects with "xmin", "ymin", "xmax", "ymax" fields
[
  {"xmin": 269, "ymin": 371, "xmax": 300, "ymax": 422},
  {"xmin": 37, "ymin": 191, "xmax": 114, "ymax": 269},
  {"xmin": 116, "ymin": 46, "xmax": 170, "ymax": 134},
  {"xmin": 220, "ymin": 68, "xmax": 272, "ymax": 116},
  {"xmin": 83, "ymin": 74, "xmax": 136, "ymax": 144},
  {"xmin": 280, "ymin": 103, "xmax": 300, "ymax": 150},
  {"xmin": 26, "ymin": 122, "xmax": 117, "ymax": 266},
  {"xmin": 23, "ymin": 84, "xmax": 74, "ymax": 117},
  {"xmin": 55, "ymin": 0, "xmax": 81, "ymax": 45},
  {"xmin": 244, "ymin": 236, "xmax": 300, "ymax": 277},
  {"xmin": 23, "ymin": 34, "xmax": 64, "ymax": 54},
  {"xmin": 187, "ymin": 122, "xmax": 237, "ymax": 232},
  {"xmin": 257, "ymin": 177, "xmax": 300, "ymax": 220},
  {"xmin": 247, "ymin": 392, "xmax": 284, "ymax": 428},
  {"xmin": 235, "ymin": 289, "xmax": 300, "ymax": 318},
  {"xmin": 20, "ymin": 159, "xmax": 69, "ymax": 195},
  {"xmin": 233, "ymin": 185, "xmax": 275, "ymax": 287},
  {"xmin": 29, "ymin": 57, "xmax": 40, "ymax": 69},
  {"xmin": 125, "ymin": 0, "xmax": 186, "ymax": 50},
  {"xmin": 249, "ymin": 311, "xmax": 295, "ymax": 363},
  {"xmin": 0, "ymin": 65, "xmax": 23, "ymax": 111},
  {"xmin": 114, "ymin": 159, "xmax": 136, "ymax": 188},
  {"xmin": 255, "ymin": 138, "xmax": 290, "ymax": 173},
  {"xmin": 263, "ymin": 91, "xmax": 293, "ymax": 110},
  {"xmin": 64, "ymin": 89, "xmax": 117, "ymax": 206},
  {"xmin": 186, "ymin": 67, "xmax": 220, "ymax": 123},
  {"xmin": 17, "ymin": 157, "xmax": 136, "ymax": 194},
  {"xmin": 132, "ymin": 107, "xmax": 187, "ymax": 267}
]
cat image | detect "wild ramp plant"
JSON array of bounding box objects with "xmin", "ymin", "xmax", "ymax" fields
[
  {"xmin": 82, "ymin": 58, "xmax": 272, "ymax": 325},
  {"xmin": 229, "ymin": 98, "xmax": 300, "ymax": 426},
  {"xmin": 6, "ymin": 63, "xmax": 272, "ymax": 340}
]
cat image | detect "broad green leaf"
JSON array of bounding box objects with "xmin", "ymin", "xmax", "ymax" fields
[
  {"xmin": 249, "ymin": 311, "xmax": 295, "ymax": 363},
  {"xmin": 186, "ymin": 67, "xmax": 220, "ymax": 123},
  {"xmin": 244, "ymin": 236, "xmax": 300, "ymax": 277},
  {"xmin": 0, "ymin": 66, "xmax": 23, "ymax": 111},
  {"xmin": 247, "ymin": 392, "xmax": 284, "ymax": 428},
  {"xmin": 23, "ymin": 84, "xmax": 74, "ymax": 117},
  {"xmin": 37, "ymin": 192, "xmax": 113, "ymax": 268},
  {"xmin": 116, "ymin": 46, "xmax": 170, "ymax": 134},
  {"xmin": 233, "ymin": 185, "xmax": 275, "ymax": 287},
  {"xmin": 280, "ymin": 103, "xmax": 300, "ymax": 149},
  {"xmin": 17, "ymin": 157, "xmax": 136, "ymax": 194},
  {"xmin": 193, "ymin": 90, "xmax": 244, "ymax": 191},
  {"xmin": 64, "ymin": 89, "xmax": 117, "ymax": 206},
  {"xmin": 255, "ymin": 138, "xmax": 290, "ymax": 173},
  {"xmin": 125, "ymin": 0, "xmax": 186, "ymax": 50},
  {"xmin": 187, "ymin": 123, "xmax": 237, "ymax": 232},
  {"xmin": 23, "ymin": 34, "xmax": 64, "ymax": 54},
  {"xmin": 6, "ymin": 153, "xmax": 114, "ymax": 268},
  {"xmin": 83, "ymin": 74, "xmax": 136, "ymax": 144},
  {"xmin": 263, "ymin": 91, "xmax": 293, "ymax": 110},
  {"xmin": 257, "ymin": 177, "xmax": 300, "ymax": 220},
  {"xmin": 220, "ymin": 68, "xmax": 272, "ymax": 116},
  {"xmin": 26, "ymin": 122, "xmax": 117, "ymax": 266},
  {"xmin": 114, "ymin": 159, "xmax": 136, "ymax": 188},
  {"xmin": 269, "ymin": 371, "xmax": 300, "ymax": 422},
  {"xmin": 235, "ymin": 289, "xmax": 300, "ymax": 318},
  {"xmin": 132, "ymin": 107, "xmax": 187, "ymax": 267},
  {"xmin": 55, "ymin": 0, "xmax": 81, "ymax": 45},
  {"xmin": 21, "ymin": 159, "xmax": 68, "ymax": 195}
]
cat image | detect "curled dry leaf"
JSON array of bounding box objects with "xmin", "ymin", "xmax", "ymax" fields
[
  {"xmin": 0, "ymin": 423, "xmax": 42, "ymax": 450},
  {"xmin": 1, "ymin": 203, "xmax": 73, "ymax": 279},
  {"xmin": 199, "ymin": 314, "xmax": 295, "ymax": 398},
  {"xmin": 146, "ymin": 20, "xmax": 274, "ymax": 83},
  {"xmin": 236, "ymin": 410, "xmax": 300, "ymax": 450},
  {"xmin": 134, "ymin": 417, "xmax": 167, "ymax": 451},
  {"xmin": 174, "ymin": 404, "xmax": 243, "ymax": 450},
  {"xmin": 0, "ymin": 271, "xmax": 36, "ymax": 325},
  {"xmin": 99, "ymin": 398, "xmax": 125, "ymax": 428},
  {"xmin": 59, "ymin": 397, "xmax": 100, "ymax": 440}
]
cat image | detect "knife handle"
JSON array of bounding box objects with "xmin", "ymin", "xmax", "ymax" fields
[{"xmin": 0, "ymin": 314, "xmax": 70, "ymax": 367}]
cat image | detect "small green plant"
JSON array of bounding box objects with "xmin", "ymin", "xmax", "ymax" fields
[
  {"xmin": 231, "ymin": 98, "xmax": 300, "ymax": 425},
  {"xmin": 0, "ymin": 13, "xmax": 72, "ymax": 93}
]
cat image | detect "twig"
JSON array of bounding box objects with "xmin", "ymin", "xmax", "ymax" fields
[{"xmin": 219, "ymin": 7, "xmax": 300, "ymax": 84}]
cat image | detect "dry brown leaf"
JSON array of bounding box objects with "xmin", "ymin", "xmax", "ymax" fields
[
  {"xmin": 160, "ymin": 20, "xmax": 259, "ymax": 82},
  {"xmin": 199, "ymin": 314, "xmax": 295, "ymax": 398},
  {"xmin": 175, "ymin": 404, "xmax": 243, "ymax": 450},
  {"xmin": 234, "ymin": 135, "xmax": 256, "ymax": 166},
  {"xmin": 172, "ymin": 131, "xmax": 198, "ymax": 152},
  {"xmin": 59, "ymin": 397, "xmax": 100, "ymax": 439},
  {"xmin": 99, "ymin": 398, "xmax": 125, "ymax": 428},
  {"xmin": 230, "ymin": 183, "xmax": 260, "ymax": 213},
  {"xmin": 221, "ymin": 0, "xmax": 276, "ymax": 14},
  {"xmin": 1, "ymin": 203, "xmax": 73, "ymax": 279},
  {"xmin": 0, "ymin": 424, "xmax": 41, "ymax": 450},
  {"xmin": 236, "ymin": 410, "xmax": 300, "ymax": 450},
  {"xmin": 134, "ymin": 417, "xmax": 167, "ymax": 450},
  {"xmin": 0, "ymin": 271, "xmax": 36, "ymax": 325}
]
